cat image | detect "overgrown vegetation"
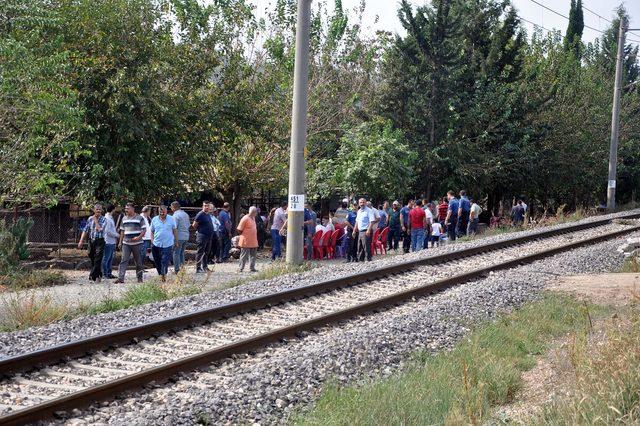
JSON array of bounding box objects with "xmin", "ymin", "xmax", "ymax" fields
[
  {"xmin": 297, "ymin": 294, "xmax": 599, "ymax": 425},
  {"xmin": 0, "ymin": 218, "xmax": 67, "ymax": 290},
  {"xmin": 0, "ymin": 293, "xmax": 68, "ymax": 331},
  {"xmin": 537, "ymin": 294, "xmax": 640, "ymax": 423}
]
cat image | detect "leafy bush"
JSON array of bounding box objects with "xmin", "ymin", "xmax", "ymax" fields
[{"xmin": 0, "ymin": 218, "xmax": 33, "ymax": 274}]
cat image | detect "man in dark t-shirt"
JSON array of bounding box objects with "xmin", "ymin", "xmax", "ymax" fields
[{"xmin": 193, "ymin": 202, "xmax": 213, "ymax": 272}]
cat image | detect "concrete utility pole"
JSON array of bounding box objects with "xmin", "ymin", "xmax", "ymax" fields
[
  {"xmin": 606, "ymin": 17, "xmax": 627, "ymax": 211},
  {"xmin": 286, "ymin": 0, "xmax": 312, "ymax": 265}
]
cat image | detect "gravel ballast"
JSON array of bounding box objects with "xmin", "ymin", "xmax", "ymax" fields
[
  {"xmin": 64, "ymin": 229, "xmax": 636, "ymax": 425},
  {"xmin": 0, "ymin": 210, "xmax": 637, "ymax": 359}
]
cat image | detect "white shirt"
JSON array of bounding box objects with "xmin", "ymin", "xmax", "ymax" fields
[
  {"xmin": 424, "ymin": 208, "xmax": 434, "ymax": 223},
  {"xmin": 522, "ymin": 202, "xmax": 528, "ymax": 212},
  {"xmin": 142, "ymin": 215, "xmax": 152, "ymax": 240},
  {"xmin": 431, "ymin": 222, "xmax": 443, "ymax": 236}
]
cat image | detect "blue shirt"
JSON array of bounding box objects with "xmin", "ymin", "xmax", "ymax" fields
[
  {"xmin": 218, "ymin": 210, "xmax": 231, "ymax": 234},
  {"xmin": 356, "ymin": 207, "xmax": 375, "ymax": 231},
  {"xmin": 304, "ymin": 208, "xmax": 312, "ymax": 236},
  {"xmin": 448, "ymin": 198, "xmax": 460, "ymax": 218},
  {"xmin": 306, "ymin": 210, "xmax": 317, "ymax": 236},
  {"xmin": 194, "ymin": 211, "xmax": 214, "ymax": 237},
  {"xmin": 151, "ymin": 215, "xmax": 176, "ymax": 248},
  {"xmin": 171, "ymin": 209, "xmax": 191, "ymax": 241},
  {"xmin": 378, "ymin": 210, "xmax": 387, "ymax": 229},
  {"xmin": 459, "ymin": 196, "xmax": 471, "ymax": 214},
  {"xmin": 400, "ymin": 206, "xmax": 410, "ymax": 227},
  {"xmin": 347, "ymin": 211, "xmax": 357, "ymax": 226}
]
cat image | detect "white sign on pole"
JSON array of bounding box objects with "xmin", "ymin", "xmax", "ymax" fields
[
  {"xmin": 608, "ymin": 179, "xmax": 616, "ymax": 189},
  {"xmin": 288, "ymin": 194, "xmax": 305, "ymax": 211}
]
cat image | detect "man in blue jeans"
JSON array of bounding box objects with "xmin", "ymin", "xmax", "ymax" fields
[
  {"xmin": 445, "ymin": 191, "xmax": 459, "ymax": 241},
  {"xmin": 151, "ymin": 205, "xmax": 178, "ymax": 281},
  {"xmin": 218, "ymin": 202, "xmax": 232, "ymax": 262},
  {"xmin": 102, "ymin": 204, "xmax": 119, "ymax": 279},
  {"xmin": 170, "ymin": 201, "xmax": 190, "ymax": 273},
  {"xmin": 270, "ymin": 201, "xmax": 287, "ymax": 261},
  {"xmin": 457, "ymin": 190, "xmax": 471, "ymax": 238}
]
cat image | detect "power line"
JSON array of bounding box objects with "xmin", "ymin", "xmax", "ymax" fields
[
  {"xmin": 583, "ymin": 1, "xmax": 640, "ymax": 40},
  {"xmin": 582, "ymin": 4, "xmax": 611, "ymax": 24},
  {"xmin": 528, "ymin": 0, "xmax": 638, "ymax": 39},
  {"xmin": 522, "ymin": 1, "xmax": 640, "ymax": 45},
  {"xmin": 519, "ymin": 16, "xmax": 556, "ymax": 34}
]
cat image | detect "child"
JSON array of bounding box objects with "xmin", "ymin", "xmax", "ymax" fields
[{"xmin": 431, "ymin": 221, "xmax": 443, "ymax": 247}]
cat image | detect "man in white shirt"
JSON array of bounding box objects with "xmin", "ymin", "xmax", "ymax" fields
[
  {"xmin": 140, "ymin": 205, "xmax": 153, "ymax": 263},
  {"xmin": 353, "ymin": 198, "xmax": 378, "ymax": 262},
  {"xmin": 102, "ymin": 204, "xmax": 120, "ymax": 279}
]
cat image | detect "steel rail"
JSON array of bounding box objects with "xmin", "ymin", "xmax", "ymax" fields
[
  {"xmin": 1, "ymin": 213, "xmax": 638, "ymax": 379},
  {"xmin": 1, "ymin": 222, "xmax": 638, "ymax": 425}
]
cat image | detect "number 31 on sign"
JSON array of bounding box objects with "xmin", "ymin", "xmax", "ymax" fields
[{"xmin": 288, "ymin": 194, "xmax": 305, "ymax": 211}]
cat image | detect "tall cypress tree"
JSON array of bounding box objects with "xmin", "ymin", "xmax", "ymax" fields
[{"xmin": 564, "ymin": 0, "xmax": 584, "ymax": 57}]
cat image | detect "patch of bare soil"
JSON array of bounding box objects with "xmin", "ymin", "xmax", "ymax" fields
[
  {"xmin": 494, "ymin": 274, "xmax": 638, "ymax": 424},
  {"xmin": 547, "ymin": 273, "xmax": 640, "ymax": 307}
]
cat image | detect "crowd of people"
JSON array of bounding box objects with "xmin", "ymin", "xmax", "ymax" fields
[{"xmin": 77, "ymin": 191, "xmax": 528, "ymax": 282}]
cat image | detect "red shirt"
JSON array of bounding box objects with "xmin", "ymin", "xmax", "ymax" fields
[
  {"xmin": 409, "ymin": 207, "xmax": 426, "ymax": 229},
  {"xmin": 437, "ymin": 203, "xmax": 448, "ymax": 221}
]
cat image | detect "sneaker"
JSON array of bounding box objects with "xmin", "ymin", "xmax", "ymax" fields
[
  {"xmin": 137, "ymin": 277, "xmax": 143, "ymax": 283},
  {"xmin": 250, "ymin": 269, "xmax": 258, "ymax": 272},
  {"xmin": 114, "ymin": 279, "xmax": 125, "ymax": 284},
  {"xmin": 96, "ymin": 277, "xmax": 102, "ymax": 283}
]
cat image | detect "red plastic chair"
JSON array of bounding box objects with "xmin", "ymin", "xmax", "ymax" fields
[
  {"xmin": 318, "ymin": 230, "xmax": 332, "ymax": 259},
  {"xmin": 311, "ymin": 231, "xmax": 324, "ymax": 259},
  {"xmin": 327, "ymin": 229, "xmax": 342, "ymax": 259},
  {"xmin": 370, "ymin": 228, "xmax": 381, "ymax": 255},
  {"xmin": 373, "ymin": 227, "xmax": 389, "ymax": 255}
]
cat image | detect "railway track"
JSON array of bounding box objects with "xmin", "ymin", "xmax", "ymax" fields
[{"xmin": 0, "ymin": 214, "xmax": 639, "ymax": 425}]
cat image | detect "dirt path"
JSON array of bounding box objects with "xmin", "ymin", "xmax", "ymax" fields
[{"xmin": 496, "ymin": 273, "xmax": 639, "ymax": 423}]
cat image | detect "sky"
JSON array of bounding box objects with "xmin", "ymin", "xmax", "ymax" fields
[{"xmin": 251, "ymin": 0, "xmax": 640, "ymax": 45}]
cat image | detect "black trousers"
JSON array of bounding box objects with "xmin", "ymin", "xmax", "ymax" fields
[
  {"xmin": 402, "ymin": 229, "xmax": 411, "ymax": 253},
  {"xmin": 357, "ymin": 231, "xmax": 372, "ymax": 262},
  {"xmin": 196, "ymin": 232, "xmax": 212, "ymax": 271},
  {"xmin": 348, "ymin": 232, "xmax": 358, "ymax": 261},
  {"xmin": 209, "ymin": 232, "xmax": 221, "ymax": 261},
  {"xmin": 388, "ymin": 228, "xmax": 400, "ymax": 251},
  {"xmin": 88, "ymin": 238, "xmax": 105, "ymax": 280},
  {"xmin": 447, "ymin": 216, "xmax": 458, "ymax": 241}
]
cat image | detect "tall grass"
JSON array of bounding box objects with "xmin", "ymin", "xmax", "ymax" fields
[
  {"xmin": 296, "ymin": 294, "xmax": 597, "ymax": 426},
  {"xmin": 1, "ymin": 293, "xmax": 68, "ymax": 331},
  {"xmin": 537, "ymin": 292, "xmax": 640, "ymax": 424}
]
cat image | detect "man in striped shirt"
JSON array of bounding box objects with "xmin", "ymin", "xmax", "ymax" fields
[{"xmin": 115, "ymin": 203, "xmax": 146, "ymax": 283}]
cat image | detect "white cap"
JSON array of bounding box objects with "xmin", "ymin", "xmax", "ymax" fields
[{"xmin": 342, "ymin": 198, "xmax": 349, "ymax": 203}]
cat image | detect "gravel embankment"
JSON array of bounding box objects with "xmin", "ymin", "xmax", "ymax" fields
[
  {"xmin": 66, "ymin": 229, "xmax": 636, "ymax": 425},
  {"xmin": 0, "ymin": 209, "xmax": 637, "ymax": 359}
]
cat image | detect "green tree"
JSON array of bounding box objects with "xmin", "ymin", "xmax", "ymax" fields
[
  {"xmin": 0, "ymin": 0, "xmax": 87, "ymax": 205},
  {"xmin": 308, "ymin": 120, "xmax": 416, "ymax": 202},
  {"xmin": 564, "ymin": 0, "xmax": 584, "ymax": 57}
]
